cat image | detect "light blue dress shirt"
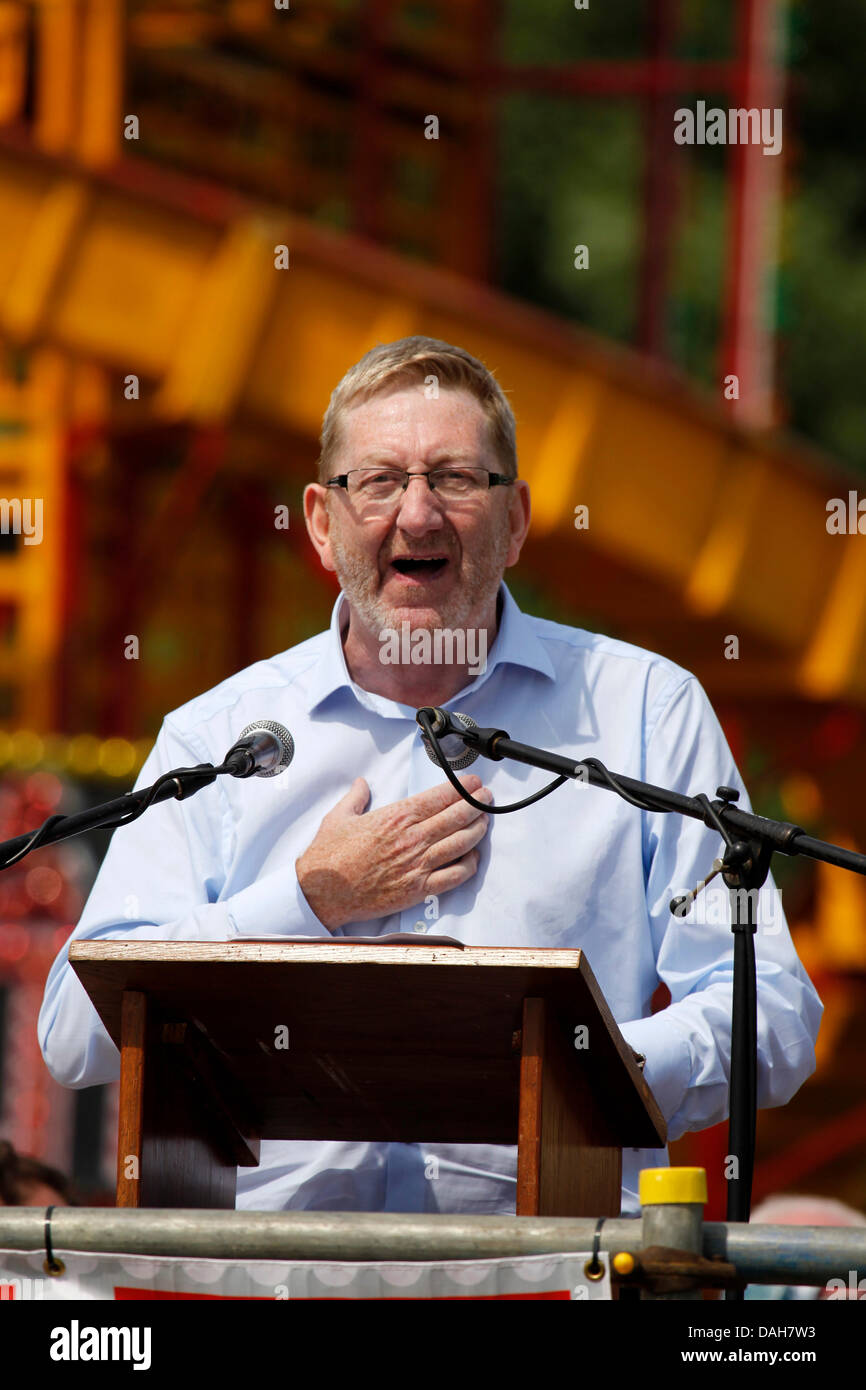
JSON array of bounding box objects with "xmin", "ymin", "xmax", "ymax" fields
[{"xmin": 38, "ymin": 580, "xmax": 822, "ymax": 1215}]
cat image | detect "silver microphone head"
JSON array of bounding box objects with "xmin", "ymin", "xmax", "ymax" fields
[
  {"xmin": 421, "ymin": 712, "xmax": 479, "ymax": 770},
  {"xmin": 236, "ymin": 721, "xmax": 295, "ymax": 777}
]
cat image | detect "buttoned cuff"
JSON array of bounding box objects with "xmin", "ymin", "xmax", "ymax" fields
[
  {"xmin": 226, "ymin": 871, "xmax": 333, "ymax": 939},
  {"xmin": 618, "ymin": 1014, "xmax": 694, "ymax": 1126}
]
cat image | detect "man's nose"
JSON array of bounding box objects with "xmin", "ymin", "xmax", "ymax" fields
[{"xmin": 393, "ymin": 474, "xmax": 446, "ymax": 530}]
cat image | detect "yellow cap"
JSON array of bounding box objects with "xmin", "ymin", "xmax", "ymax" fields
[
  {"xmin": 612, "ymin": 1251, "xmax": 636, "ymax": 1275},
  {"xmin": 639, "ymin": 1167, "xmax": 707, "ymax": 1206}
]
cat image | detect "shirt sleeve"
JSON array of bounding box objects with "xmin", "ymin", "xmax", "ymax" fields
[
  {"xmin": 617, "ymin": 675, "xmax": 823, "ymax": 1142},
  {"xmin": 38, "ymin": 716, "xmax": 332, "ymax": 1089}
]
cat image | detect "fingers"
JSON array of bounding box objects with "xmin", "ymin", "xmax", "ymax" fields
[
  {"xmin": 304, "ymin": 773, "xmax": 492, "ymax": 931},
  {"xmin": 422, "ymin": 806, "xmax": 490, "ymax": 874},
  {"xmin": 418, "ymin": 781, "xmax": 492, "ymax": 852},
  {"xmin": 424, "ymin": 848, "xmax": 482, "ymax": 897}
]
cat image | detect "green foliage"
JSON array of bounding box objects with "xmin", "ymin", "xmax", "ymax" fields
[
  {"xmin": 499, "ymin": 96, "xmax": 640, "ymax": 342},
  {"xmin": 496, "ymin": 0, "xmax": 866, "ymax": 473},
  {"xmin": 502, "ymin": 0, "xmax": 646, "ymax": 62},
  {"xmin": 781, "ymin": 1, "xmax": 866, "ymax": 471}
]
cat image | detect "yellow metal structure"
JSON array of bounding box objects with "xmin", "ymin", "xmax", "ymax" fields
[
  {"xmin": 0, "ymin": 0, "xmax": 861, "ymax": 715},
  {"xmin": 0, "ymin": 135, "xmax": 863, "ymax": 706},
  {"xmin": 0, "ymin": 349, "xmax": 67, "ymax": 728}
]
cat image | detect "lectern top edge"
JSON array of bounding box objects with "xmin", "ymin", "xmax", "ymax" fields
[{"xmin": 68, "ymin": 940, "xmax": 587, "ymax": 970}]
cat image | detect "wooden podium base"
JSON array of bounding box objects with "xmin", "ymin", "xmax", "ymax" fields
[
  {"xmin": 517, "ymin": 997, "xmax": 622, "ymax": 1216},
  {"xmin": 68, "ymin": 941, "xmax": 664, "ymax": 1216},
  {"xmin": 117, "ymin": 989, "xmax": 624, "ymax": 1216},
  {"xmin": 116, "ymin": 990, "xmax": 260, "ymax": 1208}
]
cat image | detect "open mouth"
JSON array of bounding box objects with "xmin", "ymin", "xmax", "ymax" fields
[{"xmin": 389, "ymin": 556, "xmax": 449, "ymax": 577}]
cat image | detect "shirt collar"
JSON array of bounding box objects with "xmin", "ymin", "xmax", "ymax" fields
[{"xmin": 306, "ymin": 579, "xmax": 556, "ymax": 716}]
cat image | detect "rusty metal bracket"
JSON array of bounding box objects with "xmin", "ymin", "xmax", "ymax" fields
[{"xmin": 612, "ymin": 1244, "xmax": 744, "ymax": 1296}]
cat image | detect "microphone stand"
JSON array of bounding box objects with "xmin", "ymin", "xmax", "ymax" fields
[
  {"xmin": 417, "ymin": 707, "xmax": 864, "ymax": 1285},
  {"xmin": 0, "ymin": 762, "xmax": 224, "ymax": 870}
]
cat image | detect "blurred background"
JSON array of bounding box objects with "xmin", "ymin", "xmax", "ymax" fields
[{"xmin": 0, "ymin": 0, "xmax": 864, "ymax": 1216}]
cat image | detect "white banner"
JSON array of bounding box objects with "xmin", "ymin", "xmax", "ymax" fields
[{"xmin": 0, "ymin": 1247, "xmax": 610, "ymax": 1301}]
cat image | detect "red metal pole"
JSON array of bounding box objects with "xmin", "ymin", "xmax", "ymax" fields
[
  {"xmin": 721, "ymin": 0, "xmax": 786, "ymax": 427},
  {"xmin": 228, "ymin": 481, "xmax": 261, "ymax": 676},
  {"xmin": 486, "ymin": 60, "xmax": 739, "ymax": 99},
  {"xmin": 461, "ymin": 0, "xmax": 502, "ymax": 282},
  {"xmin": 638, "ymin": 0, "xmax": 680, "ymax": 357},
  {"xmin": 350, "ymin": 0, "xmax": 393, "ymax": 246},
  {"xmin": 100, "ymin": 426, "xmax": 226, "ymax": 736}
]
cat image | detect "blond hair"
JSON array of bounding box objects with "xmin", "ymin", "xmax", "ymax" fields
[{"xmin": 316, "ymin": 336, "xmax": 517, "ymax": 483}]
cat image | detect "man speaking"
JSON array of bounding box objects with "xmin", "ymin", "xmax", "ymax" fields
[{"xmin": 38, "ymin": 336, "xmax": 821, "ymax": 1215}]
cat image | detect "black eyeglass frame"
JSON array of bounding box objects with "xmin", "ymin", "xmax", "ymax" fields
[{"xmin": 325, "ymin": 467, "xmax": 516, "ymax": 496}]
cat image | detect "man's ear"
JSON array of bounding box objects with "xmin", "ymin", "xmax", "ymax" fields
[
  {"xmin": 303, "ymin": 483, "xmax": 337, "ymax": 574},
  {"xmin": 505, "ymin": 479, "xmax": 531, "ymax": 568}
]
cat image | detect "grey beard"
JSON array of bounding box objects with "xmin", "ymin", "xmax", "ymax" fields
[{"xmin": 329, "ymin": 527, "xmax": 510, "ymax": 640}]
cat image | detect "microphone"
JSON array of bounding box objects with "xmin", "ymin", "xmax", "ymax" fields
[
  {"xmin": 419, "ymin": 709, "xmax": 480, "ymax": 769},
  {"xmin": 223, "ymin": 721, "xmax": 295, "ymax": 779}
]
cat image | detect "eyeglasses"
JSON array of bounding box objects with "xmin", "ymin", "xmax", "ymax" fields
[{"xmin": 326, "ymin": 466, "xmax": 514, "ymax": 511}]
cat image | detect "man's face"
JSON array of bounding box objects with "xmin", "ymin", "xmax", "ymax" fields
[{"xmin": 304, "ymin": 384, "xmax": 530, "ymax": 639}]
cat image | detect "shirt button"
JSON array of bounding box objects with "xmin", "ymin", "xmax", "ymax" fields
[{"xmin": 413, "ymin": 921, "xmax": 427, "ymax": 934}]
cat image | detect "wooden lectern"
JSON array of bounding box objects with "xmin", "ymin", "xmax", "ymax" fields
[{"xmin": 69, "ymin": 940, "xmax": 666, "ymax": 1217}]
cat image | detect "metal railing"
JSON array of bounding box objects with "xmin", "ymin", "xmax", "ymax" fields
[{"xmin": 1, "ymin": 1207, "xmax": 864, "ymax": 1298}]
